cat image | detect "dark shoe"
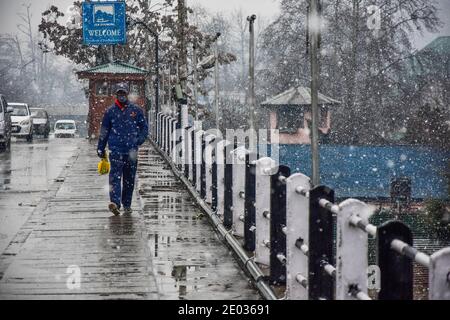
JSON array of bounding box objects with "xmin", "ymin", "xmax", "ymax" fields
[
  {"xmin": 109, "ymin": 203, "xmax": 121, "ymax": 216},
  {"xmin": 123, "ymin": 207, "xmax": 133, "ymax": 215}
]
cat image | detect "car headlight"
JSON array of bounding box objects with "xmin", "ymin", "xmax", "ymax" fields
[{"xmin": 20, "ymin": 120, "xmax": 30, "ymax": 126}]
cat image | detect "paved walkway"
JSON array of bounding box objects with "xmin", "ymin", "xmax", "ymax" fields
[{"xmin": 0, "ymin": 140, "xmax": 260, "ymax": 300}]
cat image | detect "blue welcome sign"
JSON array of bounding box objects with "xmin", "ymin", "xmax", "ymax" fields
[{"xmin": 82, "ymin": 1, "xmax": 127, "ymax": 45}]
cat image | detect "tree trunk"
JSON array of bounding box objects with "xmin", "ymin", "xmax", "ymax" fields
[
  {"xmin": 347, "ymin": 0, "xmax": 361, "ymax": 143},
  {"xmin": 177, "ymin": 0, "xmax": 188, "ymax": 91}
]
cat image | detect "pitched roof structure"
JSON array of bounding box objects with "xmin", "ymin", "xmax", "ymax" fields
[
  {"xmin": 406, "ymin": 36, "xmax": 450, "ymax": 76},
  {"xmin": 77, "ymin": 61, "xmax": 149, "ymax": 76},
  {"xmin": 261, "ymin": 86, "xmax": 341, "ymax": 107},
  {"xmin": 420, "ymin": 36, "xmax": 450, "ymax": 55}
]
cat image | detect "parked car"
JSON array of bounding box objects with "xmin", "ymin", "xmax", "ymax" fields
[
  {"xmin": 0, "ymin": 94, "xmax": 12, "ymax": 151},
  {"xmin": 30, "ymin": 108, "xmax": 50, "ymax": 138},
  {"xmin": 54, "ymin": 120, "xmax": 77, "ymax": 138},
  {"xmin": 8, "ymin": 102, "xmax": 33, "ymax": 142}
]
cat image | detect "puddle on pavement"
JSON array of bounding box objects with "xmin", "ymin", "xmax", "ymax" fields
[{"xmin": 138, "ymin": 148, "xmax": 260, "ymax": 300}]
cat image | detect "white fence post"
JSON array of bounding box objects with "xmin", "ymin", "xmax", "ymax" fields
[
  {"xmin": 336, "ymin": 199, "xmax": 373, "ymax": 300},
  {"xmin": 169, "ymin": 118, "xmax": 174, "ymax": 157},
  {"xmin": 160, "ymin": 113, "xmax": 164, "ymax": 148},
  {"xmin": 168, "ymin": 117, "xmax": 173, "ymax": 156},
  {"xmin": 161, "ymin": 115, "xmax": 166, "ymax": 151},
  {"xmin": 429, "ymin": 247, "xmax": 450, "ymax": 300},
  {"xmin": 231, "ymin": 146, "xmax": 247, "ymax": 237},
  {"xmin": 254, "ymin": 157, "xmax": 277, "ymax": 266},
  {"xmin": 215, "ymin": 140, "xmax": 231, "ymax": 218},
  {"xmin": 285, "ymin": 173, "xmax": 311, "ymax": 300}
]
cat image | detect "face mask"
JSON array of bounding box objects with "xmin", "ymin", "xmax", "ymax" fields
[{"xmin": 118, "ymin": 96, "xmax": 127, "ymax": 104}]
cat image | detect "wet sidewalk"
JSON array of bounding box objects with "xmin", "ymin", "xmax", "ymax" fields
[
  {"xmin": 0, "ymin": 140, "xmax": 260, "ymax": 300},
  {"xmin": 136, "ymin": 143, "xmax": 259, "ymax": 300}
]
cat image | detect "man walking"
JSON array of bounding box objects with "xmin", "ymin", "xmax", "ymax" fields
[{"xmin": 97, "ymin": 82, "xmax": 149, "ymax": 216}]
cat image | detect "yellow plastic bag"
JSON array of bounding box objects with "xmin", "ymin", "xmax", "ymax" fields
[{"xmin": 97, "ymin": 154, "xmax": 110, "ymax": 175}]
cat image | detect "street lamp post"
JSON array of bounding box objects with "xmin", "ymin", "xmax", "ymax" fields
[
  {"xmin": 213, "ymin": 32, "xmax": 221, "ymax": 131},
  {"xmin": 247, "ymin": 14, "xmax": 256, "ymax": 131},
  {"xmin": 169, "ymin": 63, "xmax": 172, "ymax": 112},
  {"xmin": 309, "ymin": 0, "xmax": 321, "ymax": 186},
  {"xmin": 193, "ymin": 44, "xmax": 199, "ymax": 122}
]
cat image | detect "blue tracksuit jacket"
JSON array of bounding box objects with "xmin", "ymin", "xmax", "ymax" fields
[{"xmin": 97, "ymin": 101, "xmax": 149, "ymax": 155}]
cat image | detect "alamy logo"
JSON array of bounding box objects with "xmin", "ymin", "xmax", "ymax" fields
[
  {"xmin": 367, "ymin": 5, "xmax": 381, "ymax": 37},
  {"xmin": 168, "ymin": 128, "xmax": 280, "ymax": 170},
  {"xmin": 367, "ymin": 265, "xmax": 381, "ymax": 292},
  {"xmin": 93, "ymin": 4, "xmax": 115, "ymax": 25},
  {"xmin": 66, "ymin": 265, "xmax": 81, "ymax": 290}
]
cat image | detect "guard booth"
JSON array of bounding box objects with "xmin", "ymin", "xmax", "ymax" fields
[
  {"xmin": 77, "ymin": 61, "xmax": 149, "ymax": 139},
  {"xmin": 260, "ymin": 86, "xmax": 340, "ymax": 145}
]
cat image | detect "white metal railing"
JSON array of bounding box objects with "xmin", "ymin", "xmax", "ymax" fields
[{"xmin": 151, "ymin": 113, "xmax": 450, "ymax": 301}]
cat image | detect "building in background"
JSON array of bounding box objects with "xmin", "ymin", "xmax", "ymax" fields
[
  {"xmin": 260, "ymin": 86, "xmax": 340, "ymax": 145},
  {"xmin": 77, "ymin": 61, "xmax": 149, "ymax": 138}
]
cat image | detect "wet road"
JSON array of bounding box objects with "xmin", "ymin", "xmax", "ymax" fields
[
  {"xmin": 0, "ymin": 137, "xmax": 81, "ymax": 254},
  {"xmin": 0, "ymin": 139, "xmax": 260, "ymax": 299}
]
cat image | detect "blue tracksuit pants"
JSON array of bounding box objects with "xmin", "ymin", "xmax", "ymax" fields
[{"xmin": 109, "ymin": 152, "xmax": 138, "ymax": 209}]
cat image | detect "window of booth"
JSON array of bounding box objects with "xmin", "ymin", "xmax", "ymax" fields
[
  {"xmin": 129, "ymin": 81, "xmax": 143, "ymax": 96},
  {"xmin": 108, "ymin": 81, "xmax": 143, "ymax": 96},
  {"xmin": 277, "ymin": 106, "xmax": 304, "ymax": 134},
  {"xmin": 95, "ymin": 81, "xmax": 110, "ymax": 96},
  {"xmin": 96, "ymin": 81, "xmax": 143, "ymax": 97}
]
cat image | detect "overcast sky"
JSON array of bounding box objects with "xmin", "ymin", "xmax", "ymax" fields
[
  {"xmin": 189, "ymin": 0, "xmax": 279, "ymax": 18},
  {"xmin": 0, "ymin": 0, "xmax": 448, "ymax": 50}
]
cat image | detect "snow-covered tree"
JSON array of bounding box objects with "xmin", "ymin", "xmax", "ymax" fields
[
  {"xmin": 259, "ymin": 0, "xmax": 441, "ymax": 145},
  {"xmin": 0, "ymin": 3, "xmax": 86, "ymax": 105}
]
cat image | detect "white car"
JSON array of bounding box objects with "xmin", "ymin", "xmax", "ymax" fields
[
  {"xmin": 30, "ymin": 108, "xmax": 50, "ymax": 138},
  {"xmin": 8, "ymin": 102, "xmax": 33, "ymax": 142},
  {"xmin": 54, "ymin": 120, "xmax": 77, "ymax": 138}
]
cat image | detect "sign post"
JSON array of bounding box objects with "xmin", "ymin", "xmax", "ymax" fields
[{"xmin": 82, "ymin": 1, "xmax": 127, "ymax": 45}]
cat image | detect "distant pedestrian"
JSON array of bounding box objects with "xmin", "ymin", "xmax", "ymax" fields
[{"xmin": 97, "ymin": 82, "xmax": 149, "ymax": 216}]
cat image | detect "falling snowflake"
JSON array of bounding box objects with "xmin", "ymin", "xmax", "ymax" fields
[{"xmin": 387, "ymin": 160, "xmax": 395, "ymax": 168}]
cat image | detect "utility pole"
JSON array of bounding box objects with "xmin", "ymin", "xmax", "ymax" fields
[
  {"xmin": 193, "ymin": 44, "xmax": 199, "ymax": 122},
  {"xmin": 175, "ymin": 60, "xmax": 179, "ymax": 116},
  {"xmin": 247, "ymin": 14, "xmax": 256, "ymax": 131},
  {"xmin": 169, "ymin": 63, "xmax": 172, "ymax": 112},
  {"xmin": 213, "ymin": 32, "xmax": 221, "ymax": 131},
  {"xmin": 309, "ymin": 0, "xmax": 321, "ymax": 186},
  {"xmin": 155, "ymin": 34, "xmax": 160, "ymax": 115},
  {"xmin": 177, "ymin": 0, "xmax": 188, "ymax": 92}
]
